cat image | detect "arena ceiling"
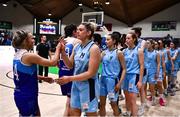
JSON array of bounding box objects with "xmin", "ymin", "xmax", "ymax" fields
[{"xmin": 1, "ymin": 0, "xmax": 180, "ymax": 26}]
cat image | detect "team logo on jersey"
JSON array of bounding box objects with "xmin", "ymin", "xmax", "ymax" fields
[
  {"xmin": 80, "ymin": 52, "xmax": 85, "ymax": 58},
  {"xmin": 109, "ymin": 56, "xmax": 113, "ymax": 61}
]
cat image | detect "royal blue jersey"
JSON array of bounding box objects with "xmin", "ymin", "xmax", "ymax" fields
[
  {"xmin": 13, "ymin": 49, "xmax": 38, "ymax": 98},
  {"xmin": 59, "ymin": 38, "xmax": 75, "ymax": 77}
]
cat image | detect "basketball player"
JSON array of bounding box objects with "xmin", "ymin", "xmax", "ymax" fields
[
  {"xmin": 12, "ymin": 30, "xmax": 61, "ymax": 116},
  {"xmin": 167, "ymin": 40, "xmax": 179, "ymax": 96},
  {"xmin": 58, "ymin": 24, "xmax": 80, "ymax": 116},
  {"xmin": 146, "ymin": 39, "xmax": 160, "ymax": 106},
  {"xmin": 99, "ymin": 33, "xmax": 126, "ymax": 116},
  {"xmin": 55, "ymin": 22, "xmax": 101, "ymax": 116},
  {"xmin": 123, "ymin": 32, "xmax": 144, "ymax": 116},
  {"xmin": 156, "ymin": 40, "xmax": 166, "ymax": 106}
]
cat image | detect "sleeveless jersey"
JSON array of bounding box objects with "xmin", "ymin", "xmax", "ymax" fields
[
  {"xmin": 59, "ymin": 37, "xmax": 76, "ymax": 76},
  {"xmin": 137, "ymin": 38, "xmax": 143, "ymax": 48},
  {"xmin": 13, "ymin": 49, "xmax": 38, "ymax": 98},
  {"xmin": 101, "ymin": 49, "xmax": 121, "ymax": 78},
  {"xmin": 170, "ymin": 48, "xmax": 179, "ymax": 70},
  {"xmin": 74, "ymin": 41, "xmax": 98, "ymax": 79},
  {"xmin": 147, "ymin": 50, "xmax": 158, "ymax": 72},
  {"xmin": 123, "ymin": 47, "xmax": 140, "ymax": 74}
]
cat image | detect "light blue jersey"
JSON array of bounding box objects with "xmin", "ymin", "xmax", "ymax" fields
[
  {"xmin": 147, "ymin": 50, "xmax": 158, "ymax": 73},
  {"xmin": 137, "ymin": 38, "xmax": 143, "ymax": 48},
  {"xmin": 123, "ymin": 47, "xmax": 139, "ymax": 74},
  {"xmin": 157, "ymin": 50, "xmax": 164, "ymax": 81},
  {"xmin": 170, "ymin": 48, "xmax": 179, "ymax": 78},
  {"xmin": 161, "ymin": 48, "xmax": 168, "ymax": 63},
  {"xmin": 166, "ymin": 49, "xmax": 179, "ymax": 71},
  {"xmin": 101, "ymin": 49, "xmax": 121, "ymax": 78},
  {"xmin": 71, "ymin": 40, "xmax": 99, "ymax": 112},
  {"xmin": 146, "ymin": 50, "xmax": 158, "ymax": 84},
  {"xmin": 100, "ymin": 49, "xmax": 121, "ymax": 101},
  {"xmin": 171, "ymin": 49, "xmax": 179, "ymax": 70},
  {"xmin": 74, "ymin": 41, "xmax": 97, "ymax": 78},
  {"xmin": 123, "ymin": 46, "xmax": 140, "ymax": 93}
]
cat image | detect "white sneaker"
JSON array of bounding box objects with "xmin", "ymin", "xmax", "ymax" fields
[
  {"xmin": 122, "ymin": 111, "xmax": 131, "ymax": 116},
  {"xmin": 144, "ymin": 102, "xmax": 150, "ymax": 109},
  {"xmin": 138, "ymin": 105, "xmax": 145, "ymax": 116}
]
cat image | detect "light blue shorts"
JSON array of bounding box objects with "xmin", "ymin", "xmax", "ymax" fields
[
  {"xmin": 147, "ymin": 69, "xmax": 156, "ymax": 84},
  {"xmin": 122, "ymin": 73, "xmax": 139, "ymax": 94},
  {"xmin": 70, "ymin": 79, "xmax": 99, "ymax": 112},
  {"xmin": 166, "ymin": 62, "xmax": 172, "ymax": 76},
  {"xmin": 157, "ymin": 68, "xmax": 164, "ymax": 82},
  {"xmin": 100, "ymin": 76, "xmax": 119, "ymax": 102}
]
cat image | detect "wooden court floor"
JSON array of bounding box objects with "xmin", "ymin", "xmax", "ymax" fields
[{"xmin": 0, "ymin": 47, "xmax": 180, "ymax": 116}]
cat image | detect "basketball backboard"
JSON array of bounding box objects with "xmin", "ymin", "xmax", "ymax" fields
[{"xmin": 82, "ymin": 11, "xmax": 104, "ymax": 26}]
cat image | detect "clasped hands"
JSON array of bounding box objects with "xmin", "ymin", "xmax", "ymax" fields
[{"xmin": 42, "ymin": 76, "xmax": 71, "ymax": 85}]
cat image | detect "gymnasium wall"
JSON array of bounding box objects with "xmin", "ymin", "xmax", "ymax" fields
[
  {"xmin": 0, "ymin": 1, "xmax": 180, "ymax": 38},
  {"xmin": 0, "ymin": 1, "xmax": 33, "ymax": 33},
  {"xmin": 63, "ymin": 3, "xmax": 180, "ymax": 38}
]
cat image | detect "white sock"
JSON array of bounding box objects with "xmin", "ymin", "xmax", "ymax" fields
[{"xmin": 159, "ymin": 94, "xmax": 163, "ymax": 98}]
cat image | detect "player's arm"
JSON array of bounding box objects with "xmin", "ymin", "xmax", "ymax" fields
[
  {"xmin": 115, "ymin": 50, "xmax": 126, "ymax": 92},
  {"xmin": 156, "ymin": 52, "xmax": 160, "ymax": 79},
  {"xmin": 22, "ymin": 42, "xmax": 61, "ymax": 66},
  {"xmin": 137, "ymin": 48, "xmax": 144, "ymax": 89}
]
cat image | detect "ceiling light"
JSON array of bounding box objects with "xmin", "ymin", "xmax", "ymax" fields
[
  {"xmin": 105, "ymin": 0, "xmax": 110, "ymax": 5},
  {"xmin": 78, "ymin": 3, "xmax": 82, "ymax": 6},
  {"xmin": 2, "ymin": 2, "xmax": 8, "ymax": 7},
  {"xmin": 94, "ymin": 1, "xmax": 99, "ymax": 5},
  {"xmin": 48, "ymin": 11, "xmax": 52, "ymax": 16},
  {"xmin": 48, "ymin": 13, "xmax": 52, "ymax": 16}
]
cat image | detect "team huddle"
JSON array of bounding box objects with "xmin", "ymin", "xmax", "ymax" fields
[{"xmin": 12, "ymin": 23, "xmax": 180, "ymax": 116}]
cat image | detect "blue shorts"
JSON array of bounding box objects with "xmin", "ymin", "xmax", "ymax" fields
[
  {"xmin": 14, "ymin": 96, "xmax": 39, "ymax": 116},
  {"xmin": 100, "ymin": 76, "xmax": 119, "ymax": 102},
  {"xmin": 60, "ymin": 82, "xmax": 72, "ymax": 97},
  {"xmin": 157, "ymin": 68, "xmax": 164, "ymax": 82},
  {"xmin": 166, "ymin": 69, "xmax": 178, "ymax": 79},
  {"xmin": 70, "ymin": 79, "xmax": 99, "ymax": 112},
  {"xmin": 166, "ymin": 62, "xmax": 172, "ymax": 76},
  {"xmin": 59, "ymin": 73, "xmax": 73, "ymax": 97},
  {"xmin": 122, "ymin": 73, "xmax": 139, "ymax": 94},
  {"xmin": 147, "ymin": 69, "xmax": 156, "ymax": 84},
  {"xmin": 171, "ymin": 69, "xmax": 178, "ymax": 78}
]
